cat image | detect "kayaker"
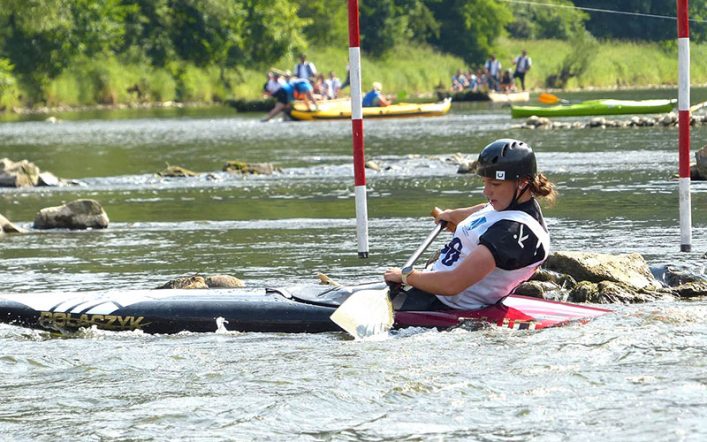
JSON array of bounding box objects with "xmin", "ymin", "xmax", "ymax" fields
[
  {"xmin": 384, "ymin": 139, "xmax": 556, "ymax": 310},
  {"xmin": 362, "ymin": 82, "xmax": 391, "ymax": 107}
]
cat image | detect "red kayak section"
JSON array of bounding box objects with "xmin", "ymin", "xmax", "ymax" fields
[{"xmin": 395, "ymin": 295, "xmax": 610, "ymax": 330}]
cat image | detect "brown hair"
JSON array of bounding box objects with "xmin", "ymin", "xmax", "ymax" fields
[{"xmin": 529, "ymin": 173, "xmax": 557, "ymax": 206}]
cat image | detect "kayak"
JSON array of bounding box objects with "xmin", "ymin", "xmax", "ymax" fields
[
  {"xmin": 438, "ymin": 90, "xmax": 529, "ymax": 103},
  {"xmin": 289, "ymin": 98, "xmax": 452, "ymax": 121},
  {"xmin": 0, "ymin": 282, "xmax": 609, "ymax": 335},
  {"xmin": 511, "ymin": 98, "xmax": 676, "ymax": 119}
]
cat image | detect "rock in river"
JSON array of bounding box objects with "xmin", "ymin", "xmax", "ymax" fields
[{"xmin": 33, "ymin": 199, "xmax": 109, "ymax": 230}]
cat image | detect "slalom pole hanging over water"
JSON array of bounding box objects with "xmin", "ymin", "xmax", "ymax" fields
[
  {"xmin": 677, "ymin": 0, "xmax": 692, "ymax": 252},
  {"xmin": 347, "ymin": 0, "xmax": 369, "ymax": 258}
]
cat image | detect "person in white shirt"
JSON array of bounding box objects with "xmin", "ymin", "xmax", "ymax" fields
[
  {"xmin": 513, "ymin": 49, "xmax": 532, "ymax": 91},
  {"xmin": 484, "ymin": 55, "xmax": 502, "ymax": 91},
  {"xmin": 323, "ymin": 71, "xmax": 342, "ymax": 99},
  {"xmin": 294, "ymin": 54, "xmax": 317, "ymax": 81},
  {"xmin": 384, "ymin": 139, "xmax": 556, "ymax": 311}
]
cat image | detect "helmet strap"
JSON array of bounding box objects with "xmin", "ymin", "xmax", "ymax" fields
[{"xmin": 508, "ymin": 179, "xmax": 530, "ymax": 210}]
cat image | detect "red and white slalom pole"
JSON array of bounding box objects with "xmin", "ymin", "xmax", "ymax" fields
[
  {"xmin": 347, "ymin": 0, "xmax": 369, "ymax": 258},
  {"xmin": 677, "ymin": 0, "xmax": 692, "ymax": 252}
]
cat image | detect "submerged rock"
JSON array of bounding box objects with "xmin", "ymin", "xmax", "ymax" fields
[
  {"xmin": 33, "ymin": 199, "xmax": 109, "ymax": 230},
  {"xmin": 0, "ymin": 213, "xmax": 27, "ymax": 234},
  {"xmin": 157, "ymin": 274, "xmax": 244, "ymax": 289},
  {"xmin": 158, "ymin": 165, "xmax": 199, "ymax": 177},
  {"xmin": 223, "ymin": 161, "xmax": 280, "ymax": 175},
  {"xmin": 157, "ymin": 275, "xmax": 208, "ymax": 289},
  {"xmin": 568, "ymin": 280, "xmax": 672, "ymax": 304},
  {"xmin": 205, "ymin": 274, "xmax": 245, "ymax": 288}
]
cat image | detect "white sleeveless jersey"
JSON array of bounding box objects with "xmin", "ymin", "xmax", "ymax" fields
[{"xmin": 431, "ymin": 204, "xmax": 550, "ymax": 309}]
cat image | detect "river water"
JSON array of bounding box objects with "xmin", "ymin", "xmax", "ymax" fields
[{"xmin": 0, "ymin": 92, "xmax": 705, "ymax": 441}]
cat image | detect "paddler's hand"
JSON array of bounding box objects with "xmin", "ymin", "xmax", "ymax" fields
[
  {"xmin": 432, "ymin": 207, "xmax": 457, "ymax": 232},
  {"xmin": 384, "ymin": 267, "xmax": 403, "ymax": 284}
]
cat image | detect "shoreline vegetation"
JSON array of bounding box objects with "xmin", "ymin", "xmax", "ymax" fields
[{"xmin": 2, "ymin": 39, "xmax": 707, "ymax": 116}]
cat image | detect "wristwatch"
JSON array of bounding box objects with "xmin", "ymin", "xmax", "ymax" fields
[{"xmin": 401, "ymin": 266, "xmax": 414, "ymax": 286}]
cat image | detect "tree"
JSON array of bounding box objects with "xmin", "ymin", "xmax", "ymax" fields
[
  {"xmin": 507, "ymin": 0, "xmax": 588, "ymax": 40},
  {"xmin": 574, "ymin": 0, "xmax": 707, "ymax": 43},
  {"xmin": 426, "ymin": 0, "xmax": 514, "ymax": 65},
  {"xmin": 293, "ymin": 0, "xmax": 348, "ymax": 45}
]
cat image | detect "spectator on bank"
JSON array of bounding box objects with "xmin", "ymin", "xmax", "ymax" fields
[
  {"xmin": 312, "ymin": 73, "xmax": 326, "ymax": 98},
  {"xmin": 340, "ymin": 65, "xmax": 351, "ymax": 90},
  {"xmin": 294, "ymin": 54, "xmax": 317, "ymax": 82},
  {"xmin": 484, "ymin": 55, "xmax": 502, "ymax": 91},
  {"xmin": 323, "ymin": 71, "xmax": 342, "ymax": 99},
  {"xmin": 500, "ymin": 69, "xmax": 515, "ymax": 92},
  {"xmin": 451, "ymin": 69, "xmax": 468, "ymax": 92},
  {"xmin": 513, "ymin": 49, "xmax": 532, "ymax": 91},
  {"xmin": 466, "ymin": 69, "xmax": 479, "ymax": 92},
  {"xmin": 476, "ymin": 68, "xmax": 489, "ymax": 92}
]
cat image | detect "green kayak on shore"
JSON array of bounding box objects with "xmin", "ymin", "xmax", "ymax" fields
[{"xmin": 511, "ymin": 98, "xmax": 676, "ymax": 119}]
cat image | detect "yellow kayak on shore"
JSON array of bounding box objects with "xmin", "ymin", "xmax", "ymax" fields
[{"xmin": 289, "ymin": 97, "xmax": 452, "ymax": 121}]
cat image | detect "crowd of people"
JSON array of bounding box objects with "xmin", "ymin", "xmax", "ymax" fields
[
  {"xmin": 262, "ymin": 54, "xmax": 349, "ymax": 122},
  {"xmin": 451, "ymin": 49, "xmax": 532, "ymax": 94},
  {"xmin": 261, "ymin": 54, "xmax": 395, "ymax": 121}
]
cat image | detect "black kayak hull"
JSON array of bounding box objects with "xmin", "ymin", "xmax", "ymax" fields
[
  {"xmin": 0, "ymin": 289, "xmax": 341, "ymax": 334},
  {"xmin": 0, "ymin": 282, "xmax": 610, "ymax": 335}
]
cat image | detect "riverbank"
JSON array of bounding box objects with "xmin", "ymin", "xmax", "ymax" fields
[{"xmin": 1, "ymin": 38, "xmax": 706, "ymax": 114}]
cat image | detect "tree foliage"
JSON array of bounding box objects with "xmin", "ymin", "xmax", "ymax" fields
[
  {"xmin": 0, "ymin": 0, "xmax": 702, "ymax": 105},
  {"xmin": 507, "ymin": 0, "xmax": 588, "ymax": 40},
  {"xmin": 574, "ymin": 0, "xmax": 707, "ymax": 42}
]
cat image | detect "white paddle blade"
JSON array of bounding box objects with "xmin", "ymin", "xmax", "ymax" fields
[{"xmin": 330, "ymin": 288, "xmax": 394, "ymax": 339}]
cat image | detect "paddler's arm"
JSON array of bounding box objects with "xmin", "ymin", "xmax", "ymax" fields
[
  {"xmin": 384, "ymin": 244, "xmax": 496, "ymax": 296},
  {"xmin": 433, "ymin": 203, "xmax": 487, "ymax": 232}
]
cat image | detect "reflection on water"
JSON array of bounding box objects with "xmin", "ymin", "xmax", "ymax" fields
[{"xmin": 0, "ymin": 96, "xmax": 705, "ymax": 441}]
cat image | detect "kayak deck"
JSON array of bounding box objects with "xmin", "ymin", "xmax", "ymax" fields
[{"xmin": 0, "ymin": 283, "xmax": 610, "ymax": 335}]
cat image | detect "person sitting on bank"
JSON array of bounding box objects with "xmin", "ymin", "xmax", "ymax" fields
[
  {"xmin": 500, "ymin": 69, "xmax": 515, "ymax": 92},
  {"xmin": 362, "ymin": 82, "xmax": 391, "ymax": 108},
  {"xmin": 323, "ymin": 71, "xmax": 342, "ymax": 99},
  {"xmin": 384, "ymin": 139, "xmax": 556, "ymax": 311}
]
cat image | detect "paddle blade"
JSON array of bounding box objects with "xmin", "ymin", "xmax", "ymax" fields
[
  {"xmin": 330, "ymin": 288, "xmax": 394, "ymax": 339},
  {"xmin": 538, "ymin": 93, "xmax": 560, "ymax": 104}
]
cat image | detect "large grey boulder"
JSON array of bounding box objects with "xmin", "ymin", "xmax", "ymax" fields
[
  {"xmin": 544, "ymin": 251, "xmax": 661, "ymax": 291},
  {"xmin": 0, "ymin": 158, "xmax": 40, "ymax": 187},
  {"xmin": 513, "ymin": 251, "xmax": 707, "ymax": 304},
  {"xmin": 33, "ymin": 199, "xmax": 109, "ymax": 230}
]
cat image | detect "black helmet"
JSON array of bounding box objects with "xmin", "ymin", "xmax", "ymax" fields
[{"xmin": 476, "ymin": 139, "xmax": 536, "ymax": 180}]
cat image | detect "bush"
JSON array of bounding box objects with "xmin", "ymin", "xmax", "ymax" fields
[{"xmin": 0, "ymin": 58, "xmax": 20, "ymax": 110}]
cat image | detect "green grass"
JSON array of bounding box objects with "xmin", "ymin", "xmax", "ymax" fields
[{"xmin": 496, "ymin": 38, "xmax": 707, "ymax": 90}]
